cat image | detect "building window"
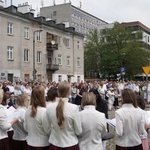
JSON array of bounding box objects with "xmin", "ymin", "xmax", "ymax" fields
[
  {"xmin": 58, "ymin": 54, "xmax": 62, "ymax": 65},
  {"xmin": 67, "ymin": 56, "xmax": 70, "ymax": 66},
  {"xmin": 77, "ymin": 41, "xmax": 80, "ymax": 49},
  {"xmin": 24, "ymin": 27, "xmax": 29, "ymax": 39},
  {"xmin": 37, "ymin": 31, "xmax": 41, "ymax": 41},
  {"xmin": 37, "ymin": 51, "xmax": 41, "ymax": 63},
  {"xmin": 58, "ymin": 75, "xmax": 62, "ymax": 82},
  {"xmin": 53, "ymin": 11, "xmax": 57, "ymax": 16},
  {"xmin": 7, "ymin": 46, "xmax": 13, "ymax": 60},
  {"xmin": 66, "ymin": 38, "xmax": 70, "ymax": 48},
  {"xmin": 7, "ymin": 22, "xmax": 13, "ymax": 35},
  {"xmin": 24, "ymin": 49, "xmax": 29, "ymax": 62},
  {"xmin": 77, "ymin": 57, "xmax": 80, "ymax": 67}
]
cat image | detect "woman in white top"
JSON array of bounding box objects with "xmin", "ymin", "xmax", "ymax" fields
[
  {"xmin": 43, "ymin": 81, "xmax": 80, "ymax": 150},
  {"xmin": 115, "ymin": 88, "xmax": 146, "ymax": 150},
  {"xmin": 1, "ymin": 93, "xmax": 14, "ymax": 149},
  {"xmin": 74, "ymin": 92, "xmax": 107, "ymax": 150},
  {"xmin": 24, "ymin": 85, "xmax": 49, "ymax": 150},
  {"xmin": 11, "ymin": 93, "xmax": 29, "ymax": 150},
  {"xmin": 0, "ymin": 89, "xmax": 18, "ymax": 150}
]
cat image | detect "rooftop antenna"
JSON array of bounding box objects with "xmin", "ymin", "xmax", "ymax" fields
[
  {"xmin": 53, "ymin": 0, "xmax": 55, "ymax": 5},
  {"xmin": 10, "ymin": 0, "xmax": 12, "ymax": 5},
  {"xmin": 69, "ymin": 0, "xmax": 71, "ymax": 3},
  {"xmin": 64, "ymin": 0, "xmax": 66, "ymax": 3},
  {"xmin": 41, "ymin": 0, "xmax": 44, "ymax": 7},
  {"xmin": 5, "ymin": 0, "xmax": 7, "ymax": 7},
  {"xmin": 79, "ymin": 1, "xmax": 82, "ymax": 9}
]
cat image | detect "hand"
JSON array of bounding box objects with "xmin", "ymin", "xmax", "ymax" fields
[
  {"xmin": 10, "ymin": 118, "xmax": 18, "ymax": 125},
  {"xmin": 145, "ymin": 124, "xmax": 150, "ymax": 134}
]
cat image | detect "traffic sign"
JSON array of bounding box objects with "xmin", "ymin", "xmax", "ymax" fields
[{"xmin": 121, "ymin": 67, "xmax": 125, "ymax": 73}]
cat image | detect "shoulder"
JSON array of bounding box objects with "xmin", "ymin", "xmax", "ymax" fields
[{"xmin": 67, "ymin": 103, "xmax": 78, "ymax": 110}]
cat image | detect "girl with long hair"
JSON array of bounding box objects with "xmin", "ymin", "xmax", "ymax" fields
[
  {"xmin": 24, "ymin": 85, "xmax": 49, "ymax": 150},
  {"xmin": 115, "ymin": 89, "xmax": 146, "ymax": 150},
  {"xmin": 43, "ymin": 81, "xmax": 80, "ymax": 150}
]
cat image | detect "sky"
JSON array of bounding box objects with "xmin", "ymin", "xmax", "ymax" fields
[{"xmin": 5, "ymin": 0, "xmax": 150, "ymax": 28}]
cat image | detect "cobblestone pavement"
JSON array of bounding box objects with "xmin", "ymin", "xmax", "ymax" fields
[{"xmin": 106, "ymin": 104, "xmax": 150, "ymax": 150}]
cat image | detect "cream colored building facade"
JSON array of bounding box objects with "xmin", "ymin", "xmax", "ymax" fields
[{"xmin": 0, "ymin": 5, "xmax": 84, "ymax": 83}]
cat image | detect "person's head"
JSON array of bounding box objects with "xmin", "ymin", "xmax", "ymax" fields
[
  {"xmin": 0, "ymin": 89, "xmax": 4, "ymax": 103},
  {"xmin": 57, "ymin": 81, "xmax": 70, "ymax": 98},
  {"xmin": 16, "ymin": 93, "xmax": 29, "ymax": 108},
  {"xmin": 56, "ymin": 81, "xmax": 71, "ymax": 129},
  {"xmin": 81, "ymin": 92, "xmax": 96, "ymax": 108},
  {"xmin": 2, "ymin": 93, "xmax": 10, "ymax": 106},
  {"xmin": 10, "ymin": 92, "xmax": 15, "ymax": 99},
  {"xmin": 30, "ymin": 85, "xmax": 46, "ymax": 117},
  {"xmin": 137, "ymin": 96, "xmax": 146, "ymax": 110},
  {"xmin": 47, "ymin": 87, "xmax": 58, "ymax": 102},
  {"xmin": 121, "ymin": 88, "xmax": 137, "ymax": 108}
]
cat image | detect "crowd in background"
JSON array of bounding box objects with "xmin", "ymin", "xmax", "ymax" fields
[{"xmin": 0, "ymin": 79, "xmax": 150, "ymax": 150}]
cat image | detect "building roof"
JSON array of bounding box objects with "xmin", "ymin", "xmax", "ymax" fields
[
  {"xmin": 121, "ymin": 21, "xmax": 150, "ymax": 34},
  {"xmin": 41, "ymin": 3, "xmax": 108, "ymax": 24},
  {"xmin": 0, "ymin": 5, "xmax": 84, "ymax": 37}
]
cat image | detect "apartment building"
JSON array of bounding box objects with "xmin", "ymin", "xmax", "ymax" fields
[
  {"xmin": 121, "ymin": 21, "xmax": 150, "ymax": 47},
  {"xmin": 40, "ymin": 3, "xmax": 108, "ymax": 35},
  {"xmin": 99, "ymin": 21, "xmax": 150, "ymax": 46},
  {"xmin": 0, "ymin": 4, "xmax": 84, "ymax": 83}
]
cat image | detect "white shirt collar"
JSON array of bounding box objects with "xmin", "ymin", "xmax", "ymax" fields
[
  {"xmin": 56, "ymin": 97, "xmax": 69, "ymax": 103},
  {"xmin": 84, "ymin": 105, "xmax": 96, "ymax": 110}
]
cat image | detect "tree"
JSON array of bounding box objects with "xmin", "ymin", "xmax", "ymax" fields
[
  {"xmin": 84, "ymin": 28, "xmax": 104, "ymax": 78},
  {"xmin": 84, "ymin": 22, "xmax": 149, "ymax": 80}
]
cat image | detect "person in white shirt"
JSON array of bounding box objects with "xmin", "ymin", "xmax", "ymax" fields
[
  {"xmin": 74, "ymin": 92, "xmax": 107, "ymax": 150},
  {"xmin": 11, "ymin": 93, "xmax": 29, "ymax": 150},
  {"xmin": 107, "ymin": 88, "xmax": 115, "ymax": 111},
  {"xmin": 24, "ymin": 85, "xmax": 49, "ymax": 150},
  {"xmin": 43, "ymin": 81, "xmax": 80, "ymax": 150},
  {"xmin": 115, "ymin": 88, "xmax": 146, "ymax": 150},
  {"xmin": 137, "ymin": 96, "xmax": 149, "ymax": 150},
  {"xmin": 0, "ymin": 89, "xmax": 18, "ymax": 150}
]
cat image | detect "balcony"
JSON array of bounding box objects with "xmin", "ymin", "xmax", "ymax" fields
[
  {"xmin": 46, "ymin": 64, "xmax": 59, "ymax": 71},
  {"xmin": 47, "ymin": 43, "xmax": 58, "ymax": 51}
]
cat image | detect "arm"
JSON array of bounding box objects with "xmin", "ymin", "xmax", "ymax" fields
[
  {"xmin": 76, "ymin": 89, "xmax": 82, "ymax": 97},
  {"xmin": 0, "ymin": 107, "xmax": 17, "ymax": 130},
  {"xmin": 74, "ymin": 109, "xmax": 82, "ymax": 136},
  {"xmin": 115, "ymin": 111, "xmax": 123, "ymax": 136},
  {"xmin": 42, "ymin": 110, "xmax": 51, "ymax": 135},
  {"xmin": 138, "ymin": 115, "xmax": 147, "ymax": 136}
]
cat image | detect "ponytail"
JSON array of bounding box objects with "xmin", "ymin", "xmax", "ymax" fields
[{"xmin": 56, "ymin": 98, "xmax": 65, "ymax": 129}]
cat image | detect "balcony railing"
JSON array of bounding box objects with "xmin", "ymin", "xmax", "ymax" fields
[
  {"xmin": 47, "ymin": 43, "xmax": 58, "ymax": 51},
  {"xmin": 46, "ymin": 64, "xmax": 59, "ymax": 71}
]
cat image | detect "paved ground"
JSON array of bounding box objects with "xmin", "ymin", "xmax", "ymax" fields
[{"xmin": 106, "ymin": 104, "xmax": 150, "ymax": 150}]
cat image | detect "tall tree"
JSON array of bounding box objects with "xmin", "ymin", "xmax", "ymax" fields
[{"xmin": 85, "ymin": 22, "xmax": 149, "ymax": 80}]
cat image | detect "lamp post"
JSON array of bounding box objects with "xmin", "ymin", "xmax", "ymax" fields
[{"xmin": 33, "ymin": 29, "xmax": 43, "ymax": 81}]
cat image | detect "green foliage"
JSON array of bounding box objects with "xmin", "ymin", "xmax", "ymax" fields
[{"xmin": 84, "ymin": 22, "xmax": 149, "ymax": 80}]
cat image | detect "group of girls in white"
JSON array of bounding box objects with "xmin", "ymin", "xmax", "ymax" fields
[{"xmin": 0, "ymin": 81, "xmax": 149, "ymax": 150}]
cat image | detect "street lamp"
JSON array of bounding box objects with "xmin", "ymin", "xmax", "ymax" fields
[{"xmin": 33, "ymin": 28, "xmax": 43, "ymax": 81}]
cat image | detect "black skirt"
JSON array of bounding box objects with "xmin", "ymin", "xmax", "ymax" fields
[
  {"xmin": 11, "ymin": 139, "xmax": 27, "ymax": 150},
  {"xmin": 116, "ymin": 144, "xmax": 143, "ymax": 150},
  {"xmin": 49, "ymin": 144, "xmax": 80, "ymax": 150},
  {"xmin": 27, "ymin": 145, "xmax": 49, "ymax": 150},
  {"xmin": 0, "ymin": 138, "xmax": 9, "ymax": 150}
]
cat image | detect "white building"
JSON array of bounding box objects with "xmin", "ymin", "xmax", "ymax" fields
[{"xmin": 40, "ymin": 2, "xmax": 108, "ymax": 35}]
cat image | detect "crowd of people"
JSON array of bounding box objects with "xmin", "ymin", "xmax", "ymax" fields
[{"xmin": 0, "ymin": 79, "xmax": 150, "ymax": 150}]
